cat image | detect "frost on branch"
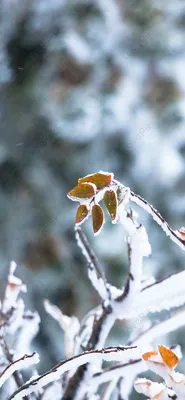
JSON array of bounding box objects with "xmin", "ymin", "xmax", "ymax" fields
[{"xmin": 3, "ymin": 171, "xmax": 185, "ymax": 399}]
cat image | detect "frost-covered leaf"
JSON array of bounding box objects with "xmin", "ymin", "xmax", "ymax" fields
[
  {"xmin": 103, "ymin": 190, "xmax": 118, "ymax": 223},
  {"xmin": 168, "ymin": 371, "xmax": 185, "ymax": 398},
  {"xmin": 92, "ymin": 204, "xmax": 104, "ymax": 235},
  {"xmin": 158, "ymin": 345, "xmax": 179, "ymax": 369},
  {"xmin": 75, "ymin": 204, "xmax": 89, "ymax": 225},
  {"xmin": 170, "ymin": 370, "xmax": 185, "ymax": 384},
  {"xmin": 134, "ymin": 378, "xmax": 167, "ymax": 399},
  {"xmin": 78, "ymin": 171, "xmax": 113, "ymax": 190},
  {"xmin": 116, "ymin": 185, "xmax": 130, "ymax": 206},
  {"xmin": 138, "ymin": 346, "xmax": 185, "ymax": 399},
  {"xmin": 67, "ymin": 183, "xmax": 96, "ymax": 202}
]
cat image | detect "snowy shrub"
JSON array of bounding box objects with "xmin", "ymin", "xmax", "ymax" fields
[{"xmin": 1, "ymin": 171, "xmax": 185, "ymax": 399}]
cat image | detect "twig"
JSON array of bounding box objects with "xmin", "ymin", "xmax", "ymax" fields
[
  {"xmin": 130, "ymin": 191, "xmax": 185, "ymax": 251},
  {"xmin": 75, "ymin": 227, "xmax": 105, "ymax": 282},
  {"xmin": 75, "ymin": 227, "xmax": 111, "ymax": 300},
  {"xmin": 92, "ymin": 358, "xmax": 142, "ymax": 387}
]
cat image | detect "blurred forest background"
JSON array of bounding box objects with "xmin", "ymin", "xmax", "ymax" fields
[{"xmin": 1, "ymin": 0, "xmax": 185, "ymax": 397}]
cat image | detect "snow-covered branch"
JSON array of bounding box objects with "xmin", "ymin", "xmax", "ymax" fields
[
  {"xmin": 92, "ymin": 358, "xmax": 144, "ymax": 387},
  {"xmin": 75, "ymin": 227, "xmax": 110, "ymax": 300},
  {"xmin": 2, "ymin": 261, "xmax": 27, "ymax": 315},
  {"xmin": 130, "ymin": 269, "xmax": 185, "ymax": 317},
  {"xmin": 132, "ymin": 307, "xmax": 185, "ymax": 347},
  {"xmin": 130, "ymin": 191, "xmax": 185, "ymax": 251},
  {"xmin": 8, "ymin": 346, "xmax": 139, "ymax": 400},
  {"xmin": 114, "ymin": 209, "xmax": 151, "ymax": 309},
  {"xmin": 44, "ymin": 299, "xmax": 80, "ymax": 359},
  {"xmin": 2, "ymin": 171, "xmax": 185, "ymax": 400},
  {"xmin": 0, "ymin": 353, "xmax": 39, "ymax": 389}
]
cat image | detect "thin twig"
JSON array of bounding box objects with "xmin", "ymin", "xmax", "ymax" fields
[
  {"xmin": 130, "ymin": 191, "xmax": 185, "ymax": 250},
  {"xmin": 75, "ymin": 227, "xmax": 105, "ymax": 281}
]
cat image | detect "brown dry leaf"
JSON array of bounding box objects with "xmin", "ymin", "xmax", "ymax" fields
[
  {"xmin": 67, "ymin": 183, "xmax": 96, "ymax": 202},
  {"xmin": 92, "ymin": 204, "xmax": 104, "ymax": 235},
  {"xmin": 78, "ymin": 171, "xmax": 113, "ymax": 190},
  {"xmin": 104, "ymin": 190, "xmax": 118, "ymax": 222},
  {"xmin": 158, "ymin": 345, "xmax": 179, "ymax": 369},
  {"xmin": 75, "ymin": 204, "xmax": 89, "ymax": 225}
]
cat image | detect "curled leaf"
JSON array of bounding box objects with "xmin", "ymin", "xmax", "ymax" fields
[
  {"xmin": 78, "ymin": 171, "xmax": 113, "ymax": 190},
  {"xmin": 158, "ymin": 345, "xmax": 179, "ymax": 369},
  {"xmin": 104, "ymin": 190, "xmax": 118, "ymax": 223},
  {"xmin": 75, "ymin": 204, "xmax": 89, "ymax": 226},
  {"xmin": 142, "ymin": 351, "xmax": 158, "ymax": 361},
  {"xmin": 67, "ymin": 183, "xmax": 96, "ymax": 202},
  {"xmin": 92, "ymin": 204, "xmax": 104, "ymax": 235}
]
